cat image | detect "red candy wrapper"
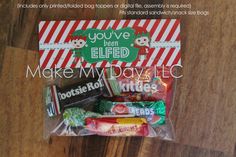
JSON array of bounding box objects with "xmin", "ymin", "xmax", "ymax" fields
[{"xmin": 85, "ymin": 117, "xmax": 149, "ymax": 136}]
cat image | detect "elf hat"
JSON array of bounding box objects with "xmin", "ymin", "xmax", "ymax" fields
[
  {"xmin": 71, "ymin": 35, "xmax": 87, "ymax": 41},
  {"xmin": 133, "ymin": 26, "xmax": 149, "ymax": 38}
]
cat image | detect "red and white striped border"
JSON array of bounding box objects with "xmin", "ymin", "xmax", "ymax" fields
[
  {"xmin": 39, "ymin": 19, "xmax": 181, "ymax": 69},
  {"xmin": 50, "ymin": 85, "xmax": 61, "ymax": 115}
]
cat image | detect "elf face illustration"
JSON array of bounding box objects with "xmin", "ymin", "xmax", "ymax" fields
[
  {"xmin": 133, "ymin": 26, "xmax": 150, "ymax": 61},
  {"xmin": 71, "ymin": 36, "xmax": 87, "ymax": 49},
  {"xmin": 134, "ymin": 36, "xmax": 150, "ymax": 47}
]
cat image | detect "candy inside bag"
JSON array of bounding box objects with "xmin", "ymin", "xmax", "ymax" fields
[
  {"xmin": 45, "ymin": 76, "xmax": 112, "ymax": 117},
  {"xmin": 102, "ymin": 67, "xmax": 174, "ymax": 116},
  {"xmin": 48, "ymin": 108, "xmax": 101, "ymax": 136},
  {"xmin": 49, "ymin": 107, "xmax": 156, "ymax": 137},
  {"xmin": 96, "ymin": 100, "xmax": 166, "ymax": 127},
  {"xmin": 85, "ymin": 117, "xmax": 153, "ymax": 136},
  {"xmin": 44, "ymin": 67, "xmax": 176, "ymax": 139}
]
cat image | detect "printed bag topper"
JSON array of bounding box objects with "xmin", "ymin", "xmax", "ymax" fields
[{"xmin": 39, "ymin": 19, "xmax": 181, "ymax": 69}]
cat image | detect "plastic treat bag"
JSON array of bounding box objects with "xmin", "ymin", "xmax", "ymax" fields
[{"xmin": 43, "ymin": 67, "xmax": 176, "ymax": 140}]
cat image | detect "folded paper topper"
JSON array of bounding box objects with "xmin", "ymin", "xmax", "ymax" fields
[{"xmin": 39, "ymin": 19, "xmax": 181, "ymax": 69}]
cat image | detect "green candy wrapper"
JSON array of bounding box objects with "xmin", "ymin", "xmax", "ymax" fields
[
  {"xmin": 96, "ymin": 100, "xmax": 166, "ymax": 127},
  {"xmin": 63, "ymin": 108, "xmax": 101, "ymax": 127}
]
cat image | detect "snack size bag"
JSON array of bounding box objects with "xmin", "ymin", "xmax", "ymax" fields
[{"xmin": 41, "ymin": 19, "xmax": 180, "ymax": 140}]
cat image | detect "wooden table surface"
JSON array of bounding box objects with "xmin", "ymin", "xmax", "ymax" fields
[{"xmin": 0, "ymin": 0, "xmax": 236, "ymax": 157}]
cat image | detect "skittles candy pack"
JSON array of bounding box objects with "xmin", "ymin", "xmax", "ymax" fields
[{"xmin": 40, "ymin": 19, "xmax": 181, "ymax": 140}]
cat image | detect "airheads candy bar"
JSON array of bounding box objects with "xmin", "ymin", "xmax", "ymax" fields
[
  {"xmin": 85, "ymin": 117, "xmax": 149, "ymax": 136},
  {"xmin": 96, "ymin": 100, "xmax": 166, "ymax": 127},
  {"xmin": 45, "ymin": 78, "xmax": 109, "ymax": 117}
]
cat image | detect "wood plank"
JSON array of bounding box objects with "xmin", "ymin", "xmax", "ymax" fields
[
  {"xmin": 0, "ymin": 0, "xmax": 11, "ymax": 76},
  {"xmin": 7, "ymin": 0, "xmax": 98, "ymax": 51},
  {"xmin": 124, "ymin": 0, "xmax": 236, "ymax": 154},
  {"xmin": 161, "ymin": 0, "xmax": 236, "ymax": 154},
  {"xmin": 0, "ymin": 24, "xmax": 8, "ymax": 76},
  {"xmin": 0, "ymin": 47, "xmax": 234, "ymax": 157},
  {"xmin": 7, "ymin": 0, "xmax": 41, "ymax": 49}
]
